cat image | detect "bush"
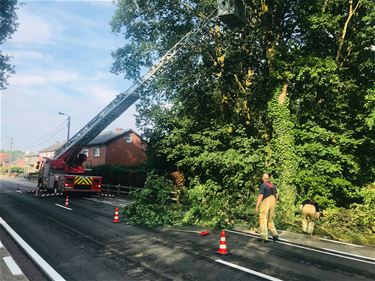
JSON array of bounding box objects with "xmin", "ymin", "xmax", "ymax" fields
[
  {"xmin": 182, "ymin": 177, "xmax": 258, "ymax": 228},
  {"xmin": 318, "ymin": 183, "xmax": 375, "ymax": 245},
  {"xmin": 124, "ymin": 173, "xmax": 182, "ymax": 226},
  {"xmin": 91, "ymin": 165, "xmax": 146, "ymax": 187}
]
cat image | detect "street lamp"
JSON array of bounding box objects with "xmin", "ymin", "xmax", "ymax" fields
[{"xmin": 58, "ymin": 112, "xmax": 71, "ymax": 142}]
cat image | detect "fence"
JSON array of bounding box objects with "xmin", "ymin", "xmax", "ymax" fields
[{"xmin": 101, "ymin": 184, "xmax": 143, "ymax": 196}]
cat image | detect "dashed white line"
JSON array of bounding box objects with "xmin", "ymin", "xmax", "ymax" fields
[
  {"xmin": 227, "ymin": 229, "xmax": 375, "ymax": 265},
  {"xmin": 322, "ymin": 248, "xmax": 375, "ymax": 261},
  {"xmin": 55, "ymin": 204, "xmax": 72, "ymax": 211},
  {"xmin": 3, "ymin": 256, "xmax": 23, "ymax": 275},
  {"xmin": 319, "ymin": 237, "xmax": 363, "ymax": 247},
  {"xmin": 0, "ymin": 217, "xmax": 66, "ymax": 281},
  {"xmin": 15, "ymin": 190, "xmax": 23, "ymax": 193},
  {"xmin": 216, "ymin": 259, "xmax": 283, "ymax": 281},
  {"xmin": 0, "ymin": 240, "xmax": 3, "ymax": 248}
]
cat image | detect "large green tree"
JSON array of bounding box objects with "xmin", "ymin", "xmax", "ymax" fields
[
  {"xmin": 111, "ymin": 0, "xmax": 374, "ymax": 228},
  {"xmin": 0, "ymin": 0, "xmax": 18, "ymax": 90}
]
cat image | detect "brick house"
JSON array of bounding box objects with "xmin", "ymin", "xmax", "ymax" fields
[
  {"xmin": 82, "ymin": 129, "xmax": 147, "ymax": 168},
  {"xmin": 0, "ymin": 153, "xmax": 10, "ymax": 166},
  {"xmin": 39, "ymin": 141, "xmax": 65, "ymax": 159}
]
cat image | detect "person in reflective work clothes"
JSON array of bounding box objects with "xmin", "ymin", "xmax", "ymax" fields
[
  {"xmin": 300, "ymin": 199, "xmax": 320, "ymax": 235},
  {"xmin": 255, "ymin": 173, "xmax": 279, "ymax": 243}
]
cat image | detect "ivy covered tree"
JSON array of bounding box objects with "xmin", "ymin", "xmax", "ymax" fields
[
  {"xmin": 111, "ymin": 0, "xmax": 375, "ymax": 231},
  {"xmin": 0, "ymin": 0, "xmax": 18, "ymax": 90}
]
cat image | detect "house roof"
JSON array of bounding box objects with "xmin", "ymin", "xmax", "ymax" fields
[
  {"xmin": 0, "ymin": 153, "xmax": 10, "ymax": 161},
  {"xmin": 39, "ymin": 141, "xmax": 66, "ymax": 153},
  {"xmin": 87, "ymin": 129, "xmax": 141, "ymax": 146}
]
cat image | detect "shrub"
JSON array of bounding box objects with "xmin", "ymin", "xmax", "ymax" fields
[{"xmin": 124, "ymin": 173, "xmax": 182, "ymax": 226}]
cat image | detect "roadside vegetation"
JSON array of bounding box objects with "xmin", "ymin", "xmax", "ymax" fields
[
  {"xmin": 0, "ymin": 0, "xmax": 18, "ymax": 90},
  {"xmin": 111, "ymin": 0, "xmax": 375, "ymax": 244}
]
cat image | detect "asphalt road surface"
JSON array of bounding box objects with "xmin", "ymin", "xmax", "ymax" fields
[{"xmin": 1, "ymin": 178, "xmax": 374, "ymax": 281}]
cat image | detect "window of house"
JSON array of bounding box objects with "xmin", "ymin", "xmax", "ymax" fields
[
  {"xmin": 83, "ymin": 149, "xmax": 89, "ymax": 156},
  {"xmin": 124, "ymin": 135, "xmax": 133, "ymax": 143},
  {"xmin": 93, "ymin": 147, "xmax": 100, "ymax": 157}
]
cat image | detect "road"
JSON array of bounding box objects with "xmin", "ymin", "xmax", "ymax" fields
[{"xmin": 1, "ymin": 178, "xmax": 374, "ymax": 281}]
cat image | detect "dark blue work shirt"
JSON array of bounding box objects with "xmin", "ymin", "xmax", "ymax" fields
[{"xmin": 259, "ymin": 182, "xmax": 277, "ymax": 200}]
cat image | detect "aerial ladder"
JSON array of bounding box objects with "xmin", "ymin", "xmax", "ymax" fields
[{"xmin": 38, "ymin": 0, "xmax": 245, "ymax": 193}]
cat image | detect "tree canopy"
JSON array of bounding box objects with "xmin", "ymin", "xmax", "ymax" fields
[
  {"xmin": 111, "ymin": 0, "xmax": 375, "ymax": 235},
  {"xmin": 0, "ymin": 0, "xmax": 18, "ymax": 90}
]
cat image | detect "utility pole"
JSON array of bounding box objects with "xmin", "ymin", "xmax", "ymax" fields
[{"xmin": 6, "ymin": 136, "xmax": 13, "ymax": 177}]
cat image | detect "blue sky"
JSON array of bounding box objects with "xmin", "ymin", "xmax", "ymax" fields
[{"xmin": 0, "ymin": 0, "xmax": 137, "ymax": 153}]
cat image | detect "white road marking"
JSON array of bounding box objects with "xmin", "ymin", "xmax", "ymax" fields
[
  {"xmin": 0, "ymin": 240, "xmax": 3, "ymax": 248},
  {"xmin": 226, "ymin": 229, "xmax": 258, "ymax": 238},
  {"xmin": 277, "ymin": 241, "xmax": 375, "ymax": 265},
  {"xmin": 84, "ymin": 197, "xmax": 117, "ymax": 206},
  {"xmin": 15, "ymin": 190, "xmax": 22, "ymax": 193},
  {"xmin": 84, "ymin": 197, "xmax": 128, "ymax": 207},
  {"xmin": 322, "ymin": 248, "xmax": 375, "ymax": 261},
  {"xmin": 55, "ymin": 204, "xmax": 72, "ymax": 211},
  {"xmin": 227, "ymin": 229, "xmax": 375, "ymax": 265},
  {"xmin": 0, "ymin": 217, "xmax": 66, "ymax": 281},
  {"xmin": 216, "ymin": 259, "xmax": 283, "ymax": 281},
  {"xmin": 3, "ymin": 256, "xmax": 23, "ymax": 275},
  {"xmin": 226, "ymin": 229, "xmax": 289, "ymax": 242},
  {"xmin": 319, "ymin": 237, "xmax": 363, "ymax": 247}
]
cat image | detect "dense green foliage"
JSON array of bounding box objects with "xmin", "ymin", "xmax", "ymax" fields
[
  {"xmin": 124, "ymin": 173, "xmax": 182, "ymax": 226},
  {"xmin": 0, "ymin": 0, "xmax": 18, "ymax": 90},
  {"xmin": 90, "ymin": 165, "xmax": 146, "ymax": 187},
  {"xmin": 112, "ymin": 0, "xmax": 375, "ymax": 236}
]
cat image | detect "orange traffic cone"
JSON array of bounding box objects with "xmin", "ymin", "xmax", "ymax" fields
[
  {"xmin": 217, "ymin": 230, "xmax": 228, "ymax": 255},
  {"xmin": 65, "ymin": 195, "xmax": 69, "ymax": 208},
  {"xmin": 112, "ymin": 207, "xmax": 120, "ymax": 223}
]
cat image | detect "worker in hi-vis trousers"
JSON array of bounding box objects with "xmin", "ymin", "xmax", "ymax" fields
[
  {"xmin": 255, "ymin": 173, "xmax": 279, "ymax": 243},
  {"xmin": 300, "ymin": 199, "xmax": 320, "ymax": 235}
]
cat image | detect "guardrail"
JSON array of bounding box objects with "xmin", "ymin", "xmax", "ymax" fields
[{"xmin": 101, "ymin": 184, "xmax": 143, "ymax": 196}]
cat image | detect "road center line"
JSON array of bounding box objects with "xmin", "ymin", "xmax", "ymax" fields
[
  {"xmin": 227, "ymin": 229, "xmax": 375, "ymax": 265},
  {"xmin": 0, "ymin": 217, "xmax": 66, "ymax": 281},
  {"xmin": 322, "ymin": 248, "xmax": 375, "ymax": 261},
  {"xmin": 3, "ymin": 256, "xmax": 23, "ymax": 275},
  {"xmin": 55, "ymin": 204, "xmax": 72, "ymax": 211},
  {"xmin": 216, "ymin": 259, "xmax": 283, "ymax": 281}
]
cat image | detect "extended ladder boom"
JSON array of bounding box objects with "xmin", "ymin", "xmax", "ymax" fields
[{"xmin": 54, "ymin": 13, "xmax": 217, "ymax": 165}]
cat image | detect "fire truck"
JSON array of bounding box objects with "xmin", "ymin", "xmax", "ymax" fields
[{"xmin": 37, "ymin": 0, "xmax": 245, "ymax": 193}]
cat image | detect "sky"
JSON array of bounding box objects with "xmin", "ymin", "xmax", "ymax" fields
[{"xmin": 0, "ymin": 0, "xmax": 137, "ymax": 154}]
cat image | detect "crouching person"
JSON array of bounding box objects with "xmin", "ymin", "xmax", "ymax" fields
[{"xmin": 300, "ymin": 199, "xmax": 320, "ymax": 235}]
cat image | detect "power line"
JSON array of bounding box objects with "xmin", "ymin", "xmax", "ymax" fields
[{"xmin": 17, "ymin": 119, "xmax": 68, "ymax": 150}]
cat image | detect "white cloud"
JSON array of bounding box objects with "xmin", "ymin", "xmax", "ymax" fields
[
  {"xmin": 6, "ymin": 50, "xmax": 51, "ymax": 60},
  {"xmin": 10, "ymin": 9, "xmax": 55, "ymax": 44},
  {"xmin": 7, "ymin": 69, "xmax": 81, "ymax": 88}
]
